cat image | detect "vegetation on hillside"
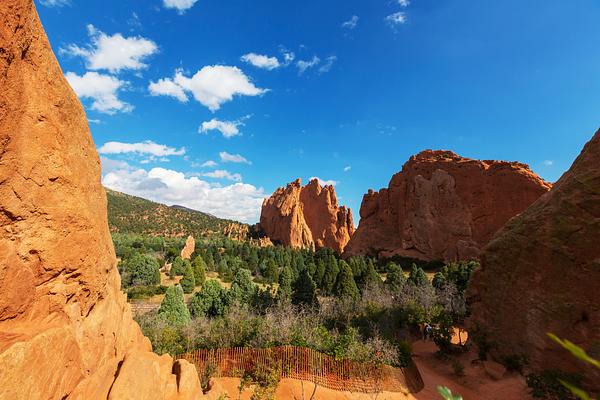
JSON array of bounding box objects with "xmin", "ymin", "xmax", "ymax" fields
[{"xmin": 107, "ymin": 188, "xmax": 241, "ymax": 238}]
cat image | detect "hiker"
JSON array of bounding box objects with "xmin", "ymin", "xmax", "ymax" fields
[{"xmin": 424, "ymin": 323, "xmax": 433, "ymax": 341}]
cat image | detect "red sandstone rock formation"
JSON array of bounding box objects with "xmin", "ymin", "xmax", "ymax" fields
[
  {"xmin": 0, "ymin": 1, "xmax": 201, "ymax": 399},
  {"xmin": 469, "ymin": 129, "xmax": 600, "ymax": 390},
  {"xmin": 345, "ymin": 150, "xmax": 551, "ymax": 262},
  {"xmin": 181, "ymin": 235, "xmax": 196, "ymax": 260},
  {"xmin": 260, "ymin": 179, "xmax": 355, "ymax": 253}
]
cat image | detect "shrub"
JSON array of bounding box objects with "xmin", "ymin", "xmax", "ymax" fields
[
  {"xmin": 230, "ymin": 268, "xmax": 256, "ymax": 305},
  {"xmin": 127, "ymin": 285, "xmax": 167, "ymax": 300},
  {"xmin": 121, "ymin": 253, "xmax": 161, "ymax": 287},
  {"xmin": 526, "ymin": 370, "xmax": 581, "ymax": 400},
  {"xmin": 451, "ymin": 359, "xmax": 465, "ymax": 377},
  {"xmin": 189, "ymin": 280, "xmax": 230, "ymax": 318},
  {"xmin": 170, "ymin": 256, "xmax": 186, "ymax": 276},
  {"xmin": 158, "ymin": 285, "xmax": 191, "ymax": 326}
]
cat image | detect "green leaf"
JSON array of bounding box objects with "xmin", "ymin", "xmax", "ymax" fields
[
  {"xmin": 559, "ymin": 379, "xmax": 592, "ymax": 400},
  {"xmin": 437, "ymin": 386, "xmax": 463, "ymax": 400},
  {"xmin": 547, "ymin": 333, "xmax": 600, "ymax": 369}
]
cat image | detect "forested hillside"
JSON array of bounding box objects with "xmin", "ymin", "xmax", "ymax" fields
[{"xmin": 106, "ymin": 188, "xmax": 244, "ymax": 238}]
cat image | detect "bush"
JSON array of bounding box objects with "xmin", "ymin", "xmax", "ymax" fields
[
  {"xmin": 127, "ymin": 285, "xmax": 167, "ymax": 300},
  {"xmin": 158, "ymin": 285, "xmax": 191, "ymax": 326},
  {"xmin": 451, "ymin": 359, "xmax": 465, "ymax": 377},
  {"xmin": 189, "ymin": 280, "xmax": 230, "ymax": 318},
  {"xmin": 170, "ymin": 256, "xmax": 186, "ymax": 276},
  {"xmin": 121, "ymin": 253, "xmax": 161, "ymax": 287},
  {"xmin": 526, "ymin": 370, "xmax": 581, "ymax": 400},
  {"xmin": 334, "ymin": 262, "xmax": 360, "ymax": 301},
  {"xmin": 292, "ymin": 269, "xmax": 318, "ymax": 308}
]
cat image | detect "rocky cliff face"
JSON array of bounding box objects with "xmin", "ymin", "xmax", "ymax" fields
[
  {"xmin": 260, "ymin": 179, "xmax": 355, "ymax": 253},
  {"xmin": 0, "ymin": 1, "xmax": 201, "ymax": 399},
  {"xmin": 469, "ymin": 130, "xmax": 600, "ymax": 389},
  {"xmin": 345, "ymin": 150, "xmax": 551, "ymax": 262}
]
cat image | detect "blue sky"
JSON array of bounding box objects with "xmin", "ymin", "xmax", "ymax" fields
[{"xmin": 37, "ymin": 0, "xmax": 600, "ymax": 223}]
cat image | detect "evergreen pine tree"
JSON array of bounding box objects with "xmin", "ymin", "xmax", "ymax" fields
[
  {"xmin": 334, "ymin": 262, "xmax": 360, "ymax": 300},
  {"xmin": 180, "ymin": 261, "xmax": 196, "ymax": 294},
  {"xmin": 322, "ymin": 254, "xmax": 340, "ymax": 295},
  {"xmin": 277, "ymin": 264, "xmax": 293, "ymax": 302},
  {"xmin": 230, "ymin": 268, "xmax": 256, "ymax": 305},
  {"xmin": 385, "ymin": 262, "xmax": 405, "ymax": 292},
  {"xmin": 292, "ymin": 269, "xmax": 318, "ymax": 307},
  {"xmin": 408, "ymin": 263, "xmax": 429, "ymax": 286},
  {"xmin": 362, "ymin": 261, "xmax": 383, "ymax": 289},
  {"xmin": 158, "ymin": 284, "xmax": 191, "ymax": 326},
  {"xmin": 191, "ymin": 256, "xmax": 206, "ymax": 287},
  {"xmin": 170, "ymin": 256, "xmax": 186, "ymax": 277}
]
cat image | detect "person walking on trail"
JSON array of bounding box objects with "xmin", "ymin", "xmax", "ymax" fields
[{"xmin": 424, "ymin": 323, "xmax": 433, "ymax": 341}]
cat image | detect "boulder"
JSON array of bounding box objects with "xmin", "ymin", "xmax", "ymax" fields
[
  {"xmin": 482, "ymin": 360, "xmax": 506, "ymax": 381},
  {"xmin": 468, "ymin": 129, "xmax": 600, "ymax": 390},
  {"xmin": 0, "ymin": 1, "xmax": 201, "ymax": 398},
  {"xmin": 345, "ymin": 150, "xmax": 551, "ymax": 262},
  {"xmin": 259, "ymin": 179, "xmax": 355, "ymax": 253}
]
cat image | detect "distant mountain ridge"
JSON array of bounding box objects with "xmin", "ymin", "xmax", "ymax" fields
[{"xmin": 106, "ymin": 188, "xmax": 246, "ymax": 238}]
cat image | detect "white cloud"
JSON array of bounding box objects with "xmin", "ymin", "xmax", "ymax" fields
[
  {"xmin": 397, "ymin": 0, "xmax": 410, "ymax": 6},
  {"xmin": 200, "ymin": 118, "xmax": 244, "ymax": 138},
  {"xmin": 102, "ymin": 165, "xmax": 265, "ymax": 223},
  {"xmin": 98, "ymin": 140, "xmax": 185, "ymax": 157},
  {"xmin": 241, "ymin": 53, "xmax": 280, "ymax": 70},
  {"xmin": 88, "ymin": 119, "xmax": 102, "ymax": 124},
  {"xmin": 65, "ymin": 71, "xmax": 132, "ymax": 114},
  {"xmin": 342, "ymin": 15, "xmax": 359, "ymax": 30},
  {"xmin": 310, "ymin": 177, "xmax": 338, "ymax": 186},
  {"xmin": 100, "ymin": 156, "xmax": 133, "ymax": 174},
  {"xmin": 296, "ymin": 56, "xmax": 320, "ymax": 75},
  {"xmin": 219, "ymin": 151, "xmax": 251, "ymax": 164},
  {"xmin": 149, "ymin": 66, "xmax": 267, "ymax": 111},
  {"xmin": 282, "ymin": 51, "xmax": 295, "ymax": 65},
  {"xmin": 202, "ymin": 169, "xmax": 242, "ymax": 182},
  {"xmin": 201, "ymin": 160, "xmax": 218, "ymax": 168},
  {"xmin": 39, "ymin": 0, "xmax": 70, "ymax": 7},
  {"xmin": 148, "ymin": 78, "xmax": 188, "ymax": 102},
  {"xmin": 344, "ymin": 166, "xmax": 351, "ymax": 172},
  {"xmin": 543, "ymin": 160, "xmax": 554, "ymax": 166},
  {"xmin": 163, "ymin": 0, "xmax": 198, "ymax": 13},
  {"xmin": 62, "ymin": 25, "xmax": 157, "ymax": 73},
  {"xmin": 385, "ymin": 12, "xmax": 407, "ymax": 26},
  {"xmin": 319, "ymin": 56, "xmax": 337, "ymax": 74}
]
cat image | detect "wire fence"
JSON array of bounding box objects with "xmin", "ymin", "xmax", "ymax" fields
[{"xmin": 177, "ymin": 346, "xmax": 424, "ymax": 394}]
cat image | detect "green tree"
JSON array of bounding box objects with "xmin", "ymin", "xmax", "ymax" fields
[
  {"xmin": 230, "ymin": 268, "xmax": 256, "ymax": 305},
  {"xmin": 334, "ymin": 262, "xmax": 360, "ymax": 300},
  {"xmin": 385, "ymin": 262, "xmax": 405, "ymax": 292},
  {"xmin": 264, "ymin": 258, "xmax": 278, "ymax": 284},
  {"xmin": 361, "ymin": 262, "xmax": 382, "ymax": 289},
  {"xmin": 170, "ymin": 256, "xmax": 186, "ymax": 277},
  {"xmin": 321, "ymin": 255, "xmax": 340, "ymax": 294},
  {"xmin": 409, "ymin": 264, "xmax": 428, "ymax": 286},
  {"xmin": 188, "ymin": 280, "xmax": 229, "ymax": 318},
  {"xmin": 432, "ymin": 271, "xmax": 447, "ymax": 289},
  {"xmin": 192, "ymin": 256, "xmax": 207, "ymax": 287},
  {"xmin": 121, "ymin": 253, "xmax": 161, "ymax": 287},
  {"xmin": 292, "ymin": 269, "xmax": 318, "ymax": 307},
  {"xmin": 277, "ymin": 265, "xmax": 293, "ymax": 302},
  {"xmin": 158, "ymin": 285, "xmax": 191, "ymax": 326},
  {"xmin": 180, "ymin": 262, "xmax": 196, "ymax": 294}
]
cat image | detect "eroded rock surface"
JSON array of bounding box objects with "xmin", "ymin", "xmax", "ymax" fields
[
  {"xmin": 469, "ymin": 130, "xmax": 600, "ymax": 390},
  {"xmin": 260, "ymin": 179, "xmax": 355, "ymax": 253},
  {"xmin": 0, "ymin": 1, "xmax": 201, "ymax": 399},
  {"xmin": 345, "ymin": 150, "xmax": 551, "ymax": 262},
  {"xmin": 181, "ymin": 235, "xmax": 195, "ymax": 260}
]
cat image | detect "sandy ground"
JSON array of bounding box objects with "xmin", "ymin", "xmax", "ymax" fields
[{"xmin": 205, "ymin": 339, "xmax": 532, "ymax": 400}]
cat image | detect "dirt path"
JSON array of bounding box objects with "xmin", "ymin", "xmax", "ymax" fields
[{"xmin": 410, "ymin": 341, "xmax": 533, "ymax": 400}]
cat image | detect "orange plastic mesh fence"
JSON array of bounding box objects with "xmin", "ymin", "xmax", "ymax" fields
[{"xmin": 177, "ymin": 346, "xmax": 421, "ymax": 393}]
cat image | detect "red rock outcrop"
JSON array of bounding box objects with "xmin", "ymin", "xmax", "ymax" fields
[
  {"xmin": 468, "ymin": 129, "xmax": 600, "ymax": 390},
  {"xmin": 181, "ymin": 235, "xmax": 195, "ymax": 260},
  {"xmin": 260, "ymin": 179, "xmax": 355, "ymax": 253},
  {"xmin": 345, "ymin": 150, "xmax": 551, "ymax": 262},
  {"xmin": 0, "ymin": 1, "xmax": 201, "ymax": 399}
]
